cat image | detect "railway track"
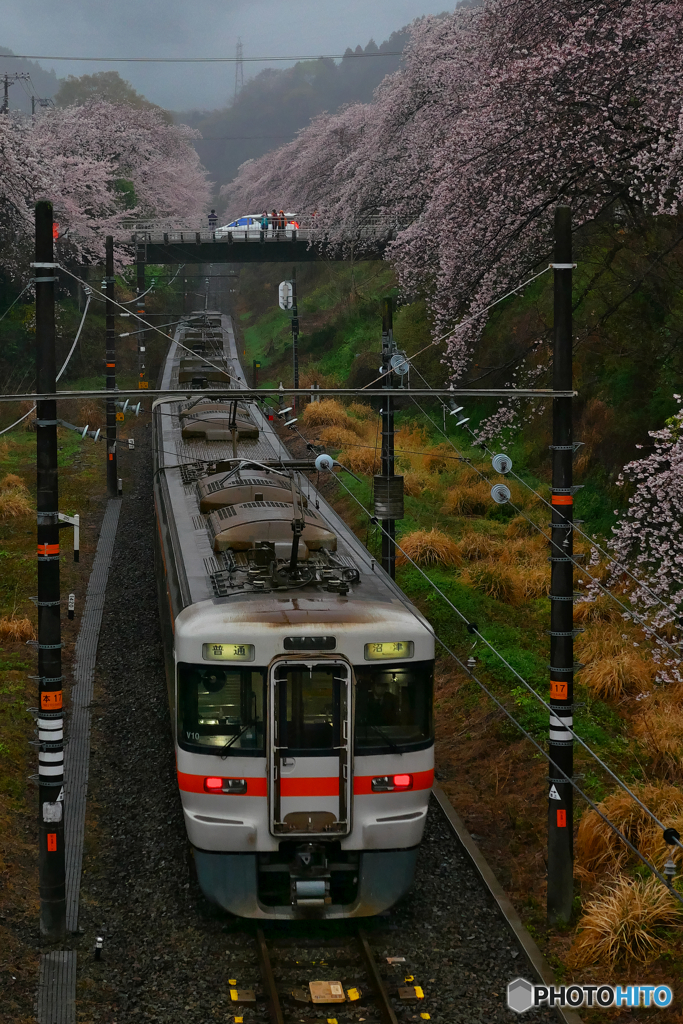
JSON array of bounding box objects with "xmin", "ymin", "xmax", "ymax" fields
[{"xmin": 223, "ymin": 923, "xmax": 425, "ymax": 1024}]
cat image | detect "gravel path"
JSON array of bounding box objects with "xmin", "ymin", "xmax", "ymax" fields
[{"xmin": 72, "ymin": 421, "xmax": 556, "ymax": 1023}]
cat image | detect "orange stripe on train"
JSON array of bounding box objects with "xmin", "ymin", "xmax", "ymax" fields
[{"xmin": 177, "ymin": 769, "xmax": 434, "ymax": 796}]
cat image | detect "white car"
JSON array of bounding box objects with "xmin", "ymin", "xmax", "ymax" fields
[{"xmin": 215, "ymin": 214, "xmax": 299, "ymax": 239}]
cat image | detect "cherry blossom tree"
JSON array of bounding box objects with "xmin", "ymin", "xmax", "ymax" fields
[
  {"xmin": 0, "ymin": 101, "xmax": 211, "ymax": 277},
  {"xmin": 609, "ymin": 397, "xmax": 683, "ymax": 680},
  {"xmin": 223, "ymin": 0, "xmax": 683, "ymax": 380}
]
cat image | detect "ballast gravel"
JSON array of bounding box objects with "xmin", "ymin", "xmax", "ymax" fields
[{"xmin": 72, "ymin": 422, "xmax": 556, "ymax": 1023}]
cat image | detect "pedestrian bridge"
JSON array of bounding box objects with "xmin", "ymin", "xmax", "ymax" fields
[{"xmin": 119, "ymin": 216, "xmax": 400, "ymax": 264}]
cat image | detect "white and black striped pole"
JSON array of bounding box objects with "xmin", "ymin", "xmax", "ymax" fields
[
  {"xmin": 34, "ymin": 200, "xmax": 66, "ymax": 941},
  {"xmin": 547, "ymin": 206, "xmax": 574, "ymax": 925}
]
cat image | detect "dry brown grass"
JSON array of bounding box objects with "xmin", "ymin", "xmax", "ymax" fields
[
  {"xmin": 460, "ymin": 562, "xmax": 522, "ymax": 603},
  {"xmin": 441, "ymin": 480, "xmax": 493, "ymax": 517},
  {"xmin": 17, "ymin": 400, "xmax": 36, "ymax": 430},
  {"xmin": 348, "ymin": 401, "xmax": 373, "ymax": 420},
  {"xmin": 0, "ymin": 616, "xmax": 35, "ymax": 641},
  {"xmin": 302, "ymin": 399, "xmax": 365, "ymax": 434},
  {"xmin": 458, "ymin": 531, "xmax": 502, "ymax": 561},
  {"xmin": 581, "ymin": 654, "xmax": 655, "ymax": 700},
  {"xmin": 517, "ymin": 564, "xmax": 550, "ymax": 599},
  {"xmin": 0, "ymin": 473, "xmax": 24, "ymax": 490},
  {"xmin": 0, "ymin": 473, "xmax": 32, "ymax": 518},
  {"xmin": 336, "ymin": 444, "xmax": 380, "ymax": 476},
  {"xmin": 568, "ymin": 876, "xmax": 681, "ymax": 967},
  {"xmin": 575, "ymin": 624, "xmax": 657, "ymax": 699},
  {"xmin": 396, "ymin": 528, "xmax": 461, "ymax": 568},
  {"xmin": 403, "ymin": 471, "xmax": 431, "ymax": 497},
  {"xmin": 576, "ymin": 784, "xmax": 683, "ymax": 879},
  {"xmin": 59, "ymin": 398, "xmax": 104, "ymax": 430},
  {"xmin": 423, "ymin": 442, "xmax": 458, "ymax": 475},
  {"xmin": 573, "ymin": 594, "xmax": 622, "ymax": 624},
  {"xmin": 633, "ymin": 686, "xmax": 683, "ymax": 776},
  {"xmin": 505, "ymin": 514, "xmax": 541, "ymax": 539}
]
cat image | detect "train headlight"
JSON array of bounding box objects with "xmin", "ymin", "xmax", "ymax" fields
[{"xmin": 371, "ymin": 774, "xmax": 413, "ymax": 792}]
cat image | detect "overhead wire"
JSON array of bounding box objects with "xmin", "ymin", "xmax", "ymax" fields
[
  {"xmin": 1, "ymin": 52, "xmax": 403, "ymax": 64},
  {"xmin": 0, "ymin": 283, "xmax": 32, "ymax": 323},
  {"xmin": 325, "ymin": 463, "xmax": 683, "ymax": 854},
  {"xmin": 405, "ymin": 362, "xmax": 683, "ymax": 662},
  {"xmin": 360, "ymin": 265, "xmax": 554, "ymax": 392},
  {"xmin": 0, "ymin": 289, "xmax": 93, "ymax": 436},
  {"xmin": 55, "ymin": 265, "xmax": 247, "ymax": 389}
]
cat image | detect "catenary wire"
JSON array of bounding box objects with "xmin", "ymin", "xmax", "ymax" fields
[
  {"xmin": 0, "ymin": 52, "xmax": 403, "ymax": 64},
  {"xmin": 406, "ymin": 363, "xmax": 683, "ymax": 661},
  {"xmin": 0, "ymin": 289, "xmax": 93, "ymax": 436},
  {"xmin": 312, "ymin": 457, "xmax": 683, "ymax": 893},
  {"xmin": 55, "ymin": 265, "xmax": 247, "ymax": 388},
  {"xmin": 360, "ymin": 265, "xmax": 553, "ymax": 392},
  {"xmin": 412, "ymin": 355, "xmax": 677, "ymax": 618},
  {"xmin": 0, "ymin": 283, "xmax": 32, "ymax": 323},
  {"xmin": 326, "ymin": 464, "xmax": 683, "ymax": 851},
  {"xmin": 431, "ymin": 630, "xmax": 682, "ymax": 900}
]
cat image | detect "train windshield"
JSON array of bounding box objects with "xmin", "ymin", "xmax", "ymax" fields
[
  {"xmin": 354, "ymin": 661, "xmax": 434, "ymax": 753},
  {"xmin": 178, "ymin": 663, "xmax": 266, "ymax": 755}
]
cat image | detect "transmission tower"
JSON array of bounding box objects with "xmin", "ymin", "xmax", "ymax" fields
[{"xmin": 234, "ymin": 38, "xmax": 244, "ymax": 100}]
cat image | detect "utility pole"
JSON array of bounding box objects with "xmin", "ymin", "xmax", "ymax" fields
[
  {"xmin": 373, "ymin": 297, "xmax": 403, "ymax": 580},
  {"xmin": 291, "ymin": 267, "xmax": 299, "ymax": 411},
  {"xmin": 136, "ymin": 242, "xmax": 147, "ymax": 388},
  {"xmin": 2, "ymin": 72, "xmax": 30, "ymax": 113},
  {"xmin": 34, "ymin": 200, "xmax": 66, "ymax": 942},
  {"xmin": 105, "ymin": 236, "xmax": 118, "ymax": 497},
  {"xmin": 547, "ymin": 206, "xmax": 574, "ymax": 926}
]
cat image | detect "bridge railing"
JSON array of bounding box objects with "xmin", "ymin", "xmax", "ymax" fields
[{"xmin": 117, "ymin": 215, "xmax": 403, "ymax": 245}]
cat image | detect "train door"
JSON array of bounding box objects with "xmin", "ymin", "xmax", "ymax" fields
[{"xmin": 268, "ymin": 660, "xmax": 351, "ymax": 837}]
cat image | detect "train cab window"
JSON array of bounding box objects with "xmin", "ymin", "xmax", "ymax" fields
[
  {"xmin": 354, "ymin": 661, "xmax": 434, "ymax": 753},
  {"xmin": 178, "ymin": 663, "xmax": 266, "ymax": 755},
  {"xmin": 274, "ymin": 665, "xmax": 348, "ymax": 756}
]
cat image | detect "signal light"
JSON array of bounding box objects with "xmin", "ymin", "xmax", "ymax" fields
[
  {"xmin": 204, "ymin": 777, "xmax": 223, "ymax": 792},
  {"xmin": 371, "ymin": 774, "xmax": 413, "ymax": 792}
]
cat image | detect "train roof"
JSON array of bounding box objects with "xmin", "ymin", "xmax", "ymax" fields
[{"xmin": 153, "ymin": 312, "xmax": 433, "ymax": 639}]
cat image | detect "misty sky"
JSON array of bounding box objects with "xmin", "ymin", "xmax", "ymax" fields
[{"xmin": 2, "ymin": 0, "xmax": 454, "ymax": 111}]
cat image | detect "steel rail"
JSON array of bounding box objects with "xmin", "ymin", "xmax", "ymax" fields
[
  {"xmin": 356, "ymin": 928, "xmax": 400, "ymax": 1024},
  {"xmin": 0, "ymin": 387, "xmax": 577, "ymax": 404},
  {"xmin": 255, "ymin": 927, "xmax": 285, "ymax": 1024}
]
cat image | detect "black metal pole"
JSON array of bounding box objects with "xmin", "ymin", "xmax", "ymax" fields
[
  {"xmin": 136, "ymin": 243, "xmax": 147, "ymax": 388},
  {"xmin": 291, "ymin": 267, "xmax": 299, "ymax": 412},
  {"xmin": 380, "ymin": 297, "xmax": 395, "ymax": 580},
  {"xmin": 35, "ymin": 200, "xmax": 66, "ymax": 942},
  {"xmin": 105, "ymin": 236, "xmax": 118, "ymax": 497},
  {"xmin": 547, "ymin": 205, "xmax": 574, "ymax": 926}
]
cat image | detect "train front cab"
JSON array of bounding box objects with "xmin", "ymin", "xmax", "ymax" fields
[{"xmin": 176, "ymin": 631, "xmax": 434, "ymax": 919}]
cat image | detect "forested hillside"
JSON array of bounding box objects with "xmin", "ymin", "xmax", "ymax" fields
[{"xmin": 181, "ymin": 30, "xmax": 411, "ymax": 192}]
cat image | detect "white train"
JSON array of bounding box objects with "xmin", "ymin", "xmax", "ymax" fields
[{"xmin": 153, "ymin": 312, "xmax": 435, "ymax": 918}]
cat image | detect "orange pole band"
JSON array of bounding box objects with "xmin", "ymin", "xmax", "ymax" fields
[{"xmin": 551, "ymin": 495, "xmax": 573, "ymax": 505}]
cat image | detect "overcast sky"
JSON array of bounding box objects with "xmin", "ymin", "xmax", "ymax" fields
[{"xmin": 1, "ymin": 0, "xmax": 454, "ymax": 111}]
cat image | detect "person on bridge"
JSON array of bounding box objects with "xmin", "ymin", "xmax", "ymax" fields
[
  {"xmin": 271, "ymin": 209, "xmax": 278, "ymax": 235},
  {"xmin": 208, "ymin": 209, "xmax": 218, "ymax": 229},
  {"xmin": 279, "ymin": 209, "xmax": 286, "ymax": 230},
  {"xmin": 261, "ymin": 211, "xmax": 269, "ymax": 233}
]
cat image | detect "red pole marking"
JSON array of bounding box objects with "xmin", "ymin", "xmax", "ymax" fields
[
  {"xmin": 557, "ymin": 809, "xmax": 567, "ymax": 827},
  {"xmin": 47, "ymin": 834, "xmax": 57, "ymax": 851}
]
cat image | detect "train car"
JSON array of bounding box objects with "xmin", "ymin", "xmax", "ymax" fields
[{"xmin": 153, "ymin": 312, "xmax": 435, "ymax": 918}]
